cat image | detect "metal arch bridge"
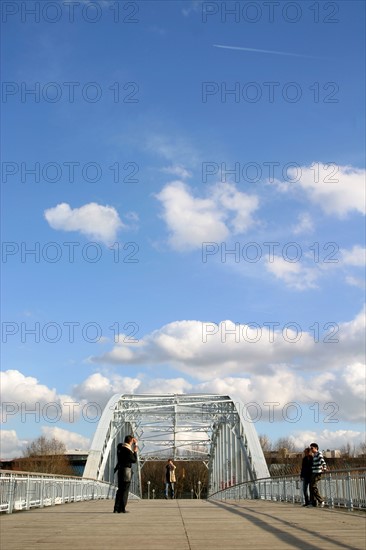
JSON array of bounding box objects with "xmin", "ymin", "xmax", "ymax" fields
[{"xmin": 83, "ymin": 394, "xmax": 269, "ymax": 497}]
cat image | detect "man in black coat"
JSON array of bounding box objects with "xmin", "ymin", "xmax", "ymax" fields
[
  {"xmin": 300, "ymin": 447, "xmax": 313, "ymax": 506},
  {"xmin": 113, "ymin": 435, "xmax": 138, "ymax": 513}
]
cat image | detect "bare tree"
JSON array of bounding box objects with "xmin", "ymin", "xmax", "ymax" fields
[
  {"xmin": 356, "ymin": 441, "xmax": 366, "ymax": 457},
  {"xmin": 274, "ymin": 437, "xmax": 297, "ymax": 457},
  {"xmin": 180, "ymin": 461, "xmax": 208, "ymax": 498},
  {"xmin": 340, "ymin": 442, "xmax": 357, "ymax": 458},
  {"xmin": 20, "ymin": 436, "xmax": 73, "ymax": 475},
  {"xmin": 23, "ymin": 436, "xmax": 66, "ymax": 457},
  {"xmin": 259, "ymin": 434, "xmax": 272, "ymax": 453},
  {"xmin": 141, "ymin": 460, "xmax": 208, "ymax": 498}
]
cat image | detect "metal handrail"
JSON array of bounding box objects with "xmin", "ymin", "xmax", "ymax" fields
[
  {"xmin": 0, "ymin": 470, "xmax": 117, "ymax": 514},
  {"xmin": 208, "ymin": 468, "xmax": 366, "ymax": 511}
]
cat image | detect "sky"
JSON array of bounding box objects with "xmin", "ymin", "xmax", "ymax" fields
[{"xmin": 1, "ymin": 0, "xmax": 365, "ymax": 459}]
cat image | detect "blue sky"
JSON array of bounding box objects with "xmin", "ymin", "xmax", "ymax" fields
[{"xmin": 1, "ymin": 0, "xmax": 365, "ymax": 457}]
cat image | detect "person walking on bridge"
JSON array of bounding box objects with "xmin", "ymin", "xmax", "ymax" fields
[
  {"xmin": 309, "ymin": 442, "xmax": 327, "ymax": 507},
  {"xmin": 113, "ymin": 435, "xmax": 138, "ymax": 513}
]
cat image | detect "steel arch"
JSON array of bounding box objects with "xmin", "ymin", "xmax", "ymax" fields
[{"xmin": 83, "ymin": 394, "xmax": 269, "ymax": 497}]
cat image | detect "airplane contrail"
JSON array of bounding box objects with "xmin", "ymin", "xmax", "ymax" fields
[{"xmin": 213, "ymin": 44, "xmax": 321, "ymax": 59}]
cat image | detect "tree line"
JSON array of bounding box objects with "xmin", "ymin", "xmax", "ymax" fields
[{"xmin": 4, "ymin": 435, "xmax": 365, "ymax": 481}]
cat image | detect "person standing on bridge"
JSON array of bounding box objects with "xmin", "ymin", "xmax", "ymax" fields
[
  {"xmin": 309, "ymin": 442, "xmax": 327, "ymax": 507},
  {"xmin": 113, "ymin": 435, "xmax": 138, "ymax": 513},
  {"xmin": 164, "ymin": 459, "xmax": 176, "ymax": 499},
  {"xmin": 300, "ymin": 447, "xmax": 313, "ymax": 506}
]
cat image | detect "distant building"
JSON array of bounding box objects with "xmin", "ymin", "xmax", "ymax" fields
[
  {"xmin": 64, "ymin": 450, "xmax": 89, "ymax": 476},
  {"xmin": 0, "ymin": 450, "xmax": 89, "ymax": 476},
  {"xmin": 323, "ymin": 449, "xmax": 341, "ymax": 458}
]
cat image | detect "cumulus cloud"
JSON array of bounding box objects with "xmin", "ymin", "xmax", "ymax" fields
[
  {"xmin": 0, "ymin": 430, "xmax": 27, "ymax": 458},
  {"xmin": 91, "ymin": 309, "xmax": 365, "ymax": 385},
  {"xmin": 73, "ymin": 372, "xmax": 194, "ymax": 402},
  {"xmin": 1, "ymin": 369, "xmax": 58, "ymax": 405},
  {"xmin": 41, "ymin": 426, "xmax": 90, "ymax": 451},
  {"xmin": 156, "ymin": 181, "xmax": 259, "ymax": 250},
  {"xmin": 265, "ymin": 256, "xmax": 319, "ymax": 290},
  {"xmin": 263, "ymin": 244, "xmax": 365, "ymax": 290},
  {"xmin": 291, "ymin": 429, "xmax": 365, "ymax": 452},
  {"xmin": 341, "ymin": 245, "xmax": 366, "ymax": 267},
  {"xmin": 44, "ymin": 202, "xmax": 124, "ymax": 244},
  {"xmin": 1, "ymin": 370, "xmax": 86, "ymax": 424},
  {"xmin": 196, "ymin": 364, "xmax": 365, "ymax": 424},
  {"xmin": 72, "ymin": 372, "xmax": 141, "ymax": 409},
  {"xmin": 273, "ymin": 164, "xmax": 365, "ymax": 217}
]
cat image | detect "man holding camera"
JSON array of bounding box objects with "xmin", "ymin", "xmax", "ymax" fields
[
  {"xmin": 113, "ymin": 435, "xmax": 138, "ymax": 513},
  {"xmin": 164, "ymin": 458, "xmax": 177, "ymax": 499}
]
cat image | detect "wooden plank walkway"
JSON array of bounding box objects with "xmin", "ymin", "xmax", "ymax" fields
[{"xmin": 1, "ymin": 499, "xmax": 365, "ymax": 550}]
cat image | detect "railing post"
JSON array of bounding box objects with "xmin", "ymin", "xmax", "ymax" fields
[
  {"xmin": 52, "ymin": 479, "xmax": 56, "ymax": 506},
  {"xmin": 328, "ymin": 473, "xmax": 334, "ymax": 509},
  {"xmin": 346, "ymin": 472, "xmax": 353, "ymax": 511},
  {"xmin": 40, "ymin": 476, "xmax": 45, "ymax": 509},
  {"xmin": 61, "ymin": 478, "xmax": 65, "ymax": 505},
  {"xmin": 25, "ymin": 475, "xmax": 31, "ymax": 510},
  {"xmin": 7, "ymin": 475, "xmax": 15, "ymax": 514}
]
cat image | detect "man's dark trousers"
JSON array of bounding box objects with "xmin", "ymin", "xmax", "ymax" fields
[{"xmin": 114, "ymin": 474, "xmax": 131, "ymax": 512}]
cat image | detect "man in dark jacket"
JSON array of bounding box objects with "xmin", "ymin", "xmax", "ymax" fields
[
  {"xmin": 113, "ymin": 435, "xmax": 138, "ymax": 513},
  {"xmin": 300, "ymin": 447, "xmax": 313, "ymax": 506}
]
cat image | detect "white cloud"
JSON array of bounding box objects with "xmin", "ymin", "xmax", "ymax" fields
[
  {"xmin": 91, "ymin": 309, "xmax": 365, "ymax": 386},
  {"xmin": 73, "ymin": 373, "xmax": 191, "ymax": 405},
  {"xmin": 44, "ymin": 202, "xmax": 124, "ymax": 244},
  {"xmin": 265, "ymin": 256, "xmax": 319, "ymax": 290},
  {"xmin": 263, "ymin": 245, "xmax": 365, "ymax": 290},
  {"xmin": 161, "ymin": 165, "xmax": 192, "ymax": 179},
  {"xmin": 0, "ymin": 370, "xmax": 86, "ymax": 424},
  {"xmin": 292, "ymin": 212, "xmax": 314, "ymax": 235},
  {"xmin": 140, "ymin": 377, "xmax": 193, "ymax": 394},
  {"xmin": 156, "ymin": 181, "xmax": 259, "ymax": 250},
  {"xmin": 341, "ymin": 245, "xmax": 366, "ymax": 267},
  {"xmin": 1, "ymin": 369, "xmax": 58, "ymax": 405},
  {"xmin": 0, "ymin": 430, "xmax": 27, "ymax": 459},
  {"xmin": 72, "ymin": 372, "xmax": 141, "ymax": 409},
  {"xmin": 273, "ymin": 164, "xmax": 366, "ymax": 217},
  {"xmin": 291, "ymin": 429, "xmax": 365, "ymax": 452},
  {"xmin": 211, "ymin": 182, "xmax": 259, "ymax": 233},
  {"xmin": 41, "ymin": 426, "xmax": 90, "ymax": 452}
]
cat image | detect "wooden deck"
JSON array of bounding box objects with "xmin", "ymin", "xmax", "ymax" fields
[{"xmin": 1, "ymin": 499, "xmax": 365, "ymax": 550}]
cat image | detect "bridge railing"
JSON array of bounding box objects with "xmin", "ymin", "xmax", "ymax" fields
[
  {"xmin": 0, "ymin": 470, "xmax": 117, "ymax": 514},
  {"xmin": 208, "ymin": 468, "xmax": 366, "ymax": 511}
]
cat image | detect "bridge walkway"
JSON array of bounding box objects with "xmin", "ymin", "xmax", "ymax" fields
[{"xmin": 1, "ymin": 499, "xmax": 365, "ymax": 550}]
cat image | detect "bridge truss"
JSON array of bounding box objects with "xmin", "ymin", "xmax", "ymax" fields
[{"xmin": 83, "ymin": 394, "xmax": 269, "ymax": 497}]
